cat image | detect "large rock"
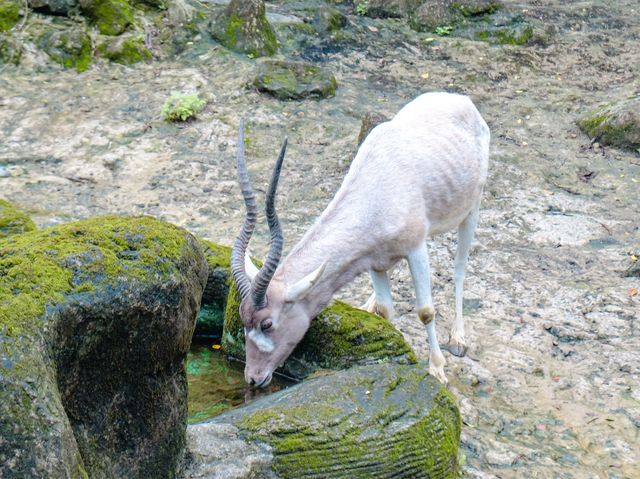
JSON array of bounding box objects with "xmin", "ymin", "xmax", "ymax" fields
[
  {"xmin": 38, "ymin": 27, "xmax": 92, "ymax": 72},
  {"xmin": 186, "ymin": 362, "xmax": 461, "ymax": 478},
  {"xmin": 79, "ymin": 0, "xmax": 134, "ymax": 36},
  {"xmin": 209, "ymin": 0, "xmax": 278, "ymax": 57},
  {"xmin": 28, "ymin": 0, "xmax": 77, "ymax": 16},
  {"xmin": 222, "ymin": 267, "xmax": 415, "ymax": 379},
  {"xmin": 0, "ymin": 199, "xmax": 35, "ymax": 238},
  {"xmin": 96, "ymin": 34, "xmax": 152, "ymax": 65},
  {"xmin": 253, "ymin": 60, "xmax": 337, "ymax": 101},
  {"xmin": 0, "ymin": 216, "xmax": 207, "ymax": 478},
  {"xmin": 577, "ymin": 97, "xmax": 640, "ymax": 151}
]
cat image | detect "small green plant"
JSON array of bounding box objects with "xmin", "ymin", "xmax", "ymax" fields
[
  {"xmin": 356, "ymin": 0, "xmax": 368, "ymax": 16},
  {"xmin": 434, "ymin": 25, "xmax": 454, "ymax": 36},
  {"xmin": 161, "ymin": 92, "xmax": 206, "ymax": 122}
]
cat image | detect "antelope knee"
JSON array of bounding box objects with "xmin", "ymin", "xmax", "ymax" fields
[{"xmin": 418, "ymin": 305, "xmax": 435, "ymax": 324}]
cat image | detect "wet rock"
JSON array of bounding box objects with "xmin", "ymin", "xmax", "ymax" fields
[
  {"xmin": 577, "ymin": 97, "xmax": 640, "ymax": 151},
  {"xmin": 410, "ymin": 0, "xmax": 504, "ymax": 34},
  {"xmin": 28, "ymin": 0, "xmax": 77, "ymax": 16},
  {"xmin": 79, "ymin": 0, "xmax": 134, "ymax": 36},
  {"xmin": 209, "ymin": 0, "xmax": 278, "ymax": 57},
  {"xmin": 223, "ymin": 269, "xmax": 415, "ymax": 379},
  {"xmin": 360, "ymin": 0, "xmax": 422, "ymax": 19},
  {"xmin": 195, "ymin": 241, "xmax": 232, "ymax": 337},
  {"xmin": 314, "ymin": 5, "xmax": 347, "ymax": 33},
  {"xmin": 0, "ymin": 199, "xmax": 35, "ymax": 238},
  {"xmin": 38, "ymin": 26, "xmax": 92, "ymax": 71},
  {"xmin": 357, "ymin": 111, "xmax": 389, "ymax": 147},
  {"xmin": 0, "ymin": 216, "xmax": 207, "ymax": 478},
  {"xmin": 96, "ymin": 34, "xmax": 151, "ymax": 64},
  {"xmin": 0, "ymin": 0, "xmax": 21, "ymax": 32},
  {"xmin": 185, "ymin": 362, "xmax": 461, "ymax": 479},
  {"xmin": 253, "ymin": 60, "xmax": 337, "ymax": 101}
]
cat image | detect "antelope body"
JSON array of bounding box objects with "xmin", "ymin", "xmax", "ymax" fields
[{"xmin": 231, "ymin": 92, "xmax": 490, "ymax": 387}]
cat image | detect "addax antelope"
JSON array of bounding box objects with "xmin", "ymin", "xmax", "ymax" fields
[{"xmin": 231, "ymin": 92, "xmax": 490, "ymax": 386}]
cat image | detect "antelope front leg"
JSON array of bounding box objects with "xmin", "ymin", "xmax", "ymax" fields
[
  {"xmin": 407, "ymin": 243, "xmax": 447, "ymax": 384},
  {"xmin": 362, "ymin": 269, "xmax": 395, "ymax": 320},
  {"xmin": 449, "ymin": 203, "xmax": 480, "ymax": 357}
]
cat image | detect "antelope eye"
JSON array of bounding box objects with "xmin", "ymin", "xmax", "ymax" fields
[{"xmin": 260, "ymin": 319, "xmax": 273, "ymax": 331}]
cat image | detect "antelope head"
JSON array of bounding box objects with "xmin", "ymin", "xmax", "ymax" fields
[{"xmin": 230, "ymin": 121, "xmax": 325, "ymax": 388}]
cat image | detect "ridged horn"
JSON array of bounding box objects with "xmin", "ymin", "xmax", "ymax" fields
[
  {"xmin": 230, "ymin": 120, "xmax": 257, "ymax": 301},
  {"xmin": 251, "ymin": 138, "xmax": 287, "ymax": 309}
]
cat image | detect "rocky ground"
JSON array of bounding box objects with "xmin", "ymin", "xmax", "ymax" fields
[{"xmin": 1, "ymin": 0, "xmax": 639, "ymax": 477}]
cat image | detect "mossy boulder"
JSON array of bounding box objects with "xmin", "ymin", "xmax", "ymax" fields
[
  {"xmin": 80, "ymin": 0, "xmax": 134, "ymax": 36},
  {"xmin": 253, "ymin": 60, "xmax": 338, "ymax": 101},
  {"xmin": 409, "ymin": 0, "xmax": 502, "ymax": 33},
  {"xmin": 28, "ymin": 0, "xmax": 77, "ymax": 16},
  {"xmin": 0, "ymin": 216, "xmax": 207, "ymax": 478},
  {"xmin": 0, "ymin": 0, "xmax": 21, "ymax": 32},
  {"xmin": 96, "ymin": 34, "xmax": 151, "ymax": 64},
  {"xmin": 0, "ymin": 199, "xmax": 35, "ymax": 238},
  {"xmin": 186, "ymin": 362, "xmax": 461, "ymax": 478},
  {"xmin": 195, "ymin": 241, "xmax": 232, "ymax": 337},
  {"xmin": 577, "ymin": 97, "xmax": 640, "ymax": 152},
  {"xmin": 38, "ymin": 27, "xmax": 92, "ymax": 72},
  {"xmin": 0, "ymin": 33, "xmax": 21, "ymax": 64},
  {"xmin": 222, "ymin": 264, "xmax": 415, "ymax": 379},
  {"xmin": 209, "ymin": 0, "xmax": 278, "ymax": 57}
]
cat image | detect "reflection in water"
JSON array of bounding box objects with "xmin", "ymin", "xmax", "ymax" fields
[{"xmin": 187, "ymin": 340, "xmax": 293, "ymax": 424}]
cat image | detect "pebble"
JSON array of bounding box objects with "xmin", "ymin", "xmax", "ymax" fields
[{"xmin": 0, "ymin": 166, "xmax": 11, "ymax": 178}]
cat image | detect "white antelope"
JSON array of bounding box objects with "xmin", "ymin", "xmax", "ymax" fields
[{"xmin": 231, "ymin": 92, "xmax": 489, "ymax": 387}]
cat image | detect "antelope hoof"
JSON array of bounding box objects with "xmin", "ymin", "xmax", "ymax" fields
[
  {"xmin": 447, "ymin": 336, "xmax": 468, "ymax": 358},
  {"xmin": 429, "ymin": 351, "xmax": 448, "ymax": 385}
]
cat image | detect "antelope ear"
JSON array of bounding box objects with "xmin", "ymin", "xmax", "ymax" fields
[
  {"xmin": 285, "ymin": 262, "xmax": 327, "ymax": 303},
  {"xmin": 245, "ymin": 251, "xmax": 260, "ymax": 281}
]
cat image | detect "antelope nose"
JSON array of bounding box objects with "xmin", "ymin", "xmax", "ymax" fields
[{"xmin": 248, "ymin": 377, "xmax": 256, "ymax": 387}]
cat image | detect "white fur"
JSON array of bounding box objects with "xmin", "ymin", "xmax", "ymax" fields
[
  {"xmin": 273, "ymin": 92, "xmax": 490, "ymax": 383},
  {"xmin": 247, "ymin": 328, "xmax": 275, "ymax": 353}
]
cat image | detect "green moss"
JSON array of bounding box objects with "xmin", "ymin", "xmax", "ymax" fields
[
  {"xmin": 0, "ymin": 0, "xmax": 20, "ymax": 32},
  {"xmin": 475, "ymin": 24, "xmax": 533, "ymax": 45},
  {"xmin": 200, "ymin": 240, "xmax": 231, "ymax": 270},
  {"xmin": 0, "ymin": 216, "xmax": 190, "ymax": 338},
  {"xmin": 452, "ymin": 1, "xmax": 501, "ymax": 17},
  {"xmin": 97, "ymin": 34, "xmax": 151, "ymax": 64},
  {"xmin": 38, "ymin": 28, "xmax": 92, "ymax": 72},
  {"xmin": 254, "ymin": 60, "xmax": 338, "ymax": 100},
  {"xmin": 161, "ymin": 92, "xmax": 206, "ymax": 122},
  {"xmin": 81, "ymin": 0, "xmax": 134, "ymax": 36},
  {"xmin": 0, "ymin": 199, "xmax": 36, "ymax": 238}
]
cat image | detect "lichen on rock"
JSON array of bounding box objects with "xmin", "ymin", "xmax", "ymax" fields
[
  {"xmin": 253, "ymin": 60, "xmax": 338, "ymax": 101},
  {"xmin": 0, "ymin": 216, "xmax": 207, "ymax": 478},
  {"xmin": 209, "ymin": 0, "xmax": 278, "ymax": 57},
  {"xmin": 577, "ymin": 97, "xmax": 640, "ymax": 151}
]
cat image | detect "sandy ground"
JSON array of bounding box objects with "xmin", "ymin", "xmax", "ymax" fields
[{"xmin": 1, "ymin": 1, "xmax": 639, "ymax": 477}]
